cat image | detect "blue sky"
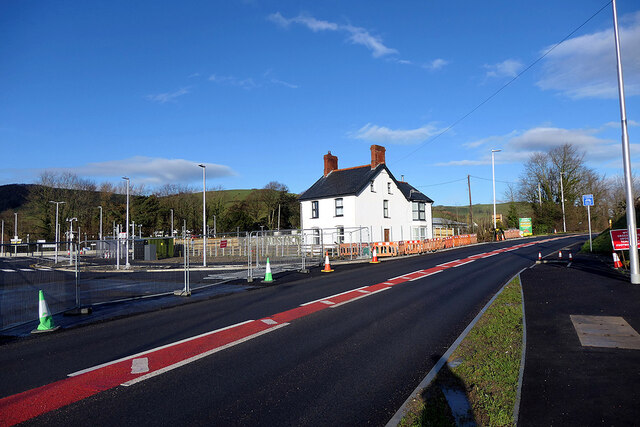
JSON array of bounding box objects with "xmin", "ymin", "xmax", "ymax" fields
[{"xmin": 1, "ymin": 0, "xmax": 639, "ymax": 205}]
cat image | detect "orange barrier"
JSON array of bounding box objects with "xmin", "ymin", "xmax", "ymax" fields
[
  {"xmin": 373, "ymin": 242, "xmax": 399, "ymax": 257},
  {"xmin": 339, "ymin": 243, "xmax": 369, "ymax": 258}
]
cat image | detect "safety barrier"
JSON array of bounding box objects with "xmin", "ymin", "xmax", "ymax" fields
[
  {"xmin": 368, "ymin": 234, "xmax": 478, "ymax": 258},
  {"xmin": 338, "ymin": 243, "xmax": 369, "ymax": 258}
]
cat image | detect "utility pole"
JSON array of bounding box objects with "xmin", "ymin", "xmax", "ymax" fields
[
  {"xmin": 538, "ymin": 183, "xmax": 542, "ymax": 206},
  {"xmin": 467, "ymin": 175, "xmax": 473, "ymax": 231},
  {"xmin": 560, "ymin": 171, "xmax": 566, "ymax": 233}
]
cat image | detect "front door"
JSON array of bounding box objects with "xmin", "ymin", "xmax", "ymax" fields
[{"xmin": 384, "ymin": 228, "xmax": 390, "ymax": 242}]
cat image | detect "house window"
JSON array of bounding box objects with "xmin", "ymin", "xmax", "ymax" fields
[
  {"xmin": 387, "ymin": 182, "xmax": 392, "ymax": 194},
  {"xmin": 370, "ymin": 181, "xmax": 375, "ymax": 192},
  {"xmin": 313, "ymin": 228, "xmax": 320, "ymax": 245},
  {"xmin": 311, "ymin": 201, "xmax": 319, "ymax": 218},
  {"xmin": 335, "ymin": 198, "xmax": 343, "ymax": 217},
  {"xmin": 412, "ymin": 202, "xmax": 426, "ymax": 221},
  {"xmin": 337, "ymin": 226, "xmax": 344, "ymax": 244},
  {"xmin": 383, "ymin": 200, "xmax": 389, "ymax": 218}
]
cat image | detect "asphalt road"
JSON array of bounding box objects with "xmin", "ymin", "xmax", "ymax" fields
[{"xmin": 0, "ymin": 235, "xmax": 586, "ymax": 426}]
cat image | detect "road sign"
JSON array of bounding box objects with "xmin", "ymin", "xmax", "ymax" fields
[
  {"xmin": 610, "ymin": 228, "xmax": 640, "ymax": 250},
  {"xmin": 10, "ymin": 239, "xmax": 22, "ymax": 244},
  {"xmin": 582, "ymin": 194, "xmax": 594, "ymax": 206},
  {"xmin": 118, "ymin": 232, "xmax": 127, "ymax": 240},
  {"xmin": 220, "ymin": 240, "xmax": 228, "ymax": 248}
]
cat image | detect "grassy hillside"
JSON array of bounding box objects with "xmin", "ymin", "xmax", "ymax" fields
[{"xmin": 433, "ymin": 202, "xmax": 533, "ymax": 225}]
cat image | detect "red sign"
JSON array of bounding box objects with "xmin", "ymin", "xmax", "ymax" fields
[
  {"xmin": 610, "ymin": 229, "xmax": 640, "ymax": 250},
  {"xmin": 219, "ymin": 240, "xmax": 227, "ymax": 248}
]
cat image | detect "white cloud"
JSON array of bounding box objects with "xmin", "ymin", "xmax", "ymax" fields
[
  {"xmin": 484, "ymin": 59, "xmax": 523, "ymax": 78},
  {"xmin": 270, "ymin": 78, "xmax": 299, "ymax": 89},
  {"xmin": 536, "ymin": 11, "xmax": 640, "ymax": 99},
  {"xmin": 350, "ymin": 123, "xmax": 441, "ymax": 144},
  {"xmin": 423, "ymin": 58, "xmax": 449, "ymax": 71},
  {"xmin": 71, "ymin": 157, "xmax": 236, "ymax": 185},
  {"xmin": 146, "ymin": 88, "xmax": 190, "ymax": 103},
  {"xmin": 463, "ymin": 131, "xmax": 517, "ymax": 149},
  {"xmin": 268, "ymin": 12, "xmax": 397, "ymax": 58}
]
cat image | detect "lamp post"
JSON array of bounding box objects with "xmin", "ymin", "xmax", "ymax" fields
[
  {"xmin": 198, "ymin": 164, "xmax": 207, "ymax": 267},
  {"xmin": 559, "ymin": 171, "xmax": 566, "ymax": 233},
  {"xmin": 13, "ymin": 212, "xmax": 17, "ymax": 255},
  {"xmin": 122, "ymin": 177, "xmax": 130, "ymax": 268},
  {"xmin": 491, "ymin": 149, "xmax": 501, "ymax": 234},
  {"xmin": 97, "ymin": 206, "xmax": 103, "ymax": 241},
  {"xmin": 50, "ymin": 201, "xmax": 65, "ymax": 263},
  {"xmin": 66, "ymin": 217, "xmax": 77, "ymax": 266},
  {"xmin": 612, "ymin": 0, "xmax": 639, "ymax": 284},
  {"xmin": 170, "ymin": 209, "xmax": 174, "ymax": 237}
]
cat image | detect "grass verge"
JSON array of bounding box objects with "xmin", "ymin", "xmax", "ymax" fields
[{"xmin": 401, "ymin": 276, "xmax": 523, "ymax": 426}]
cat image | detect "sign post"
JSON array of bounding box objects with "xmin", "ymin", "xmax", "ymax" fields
[{"xmin": 582, "ymin": 194, "xmax": 594, "ymax": 251}]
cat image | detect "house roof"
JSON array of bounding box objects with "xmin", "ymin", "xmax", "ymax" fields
[{"xmin": 298, "ymin": 164, "xmax": 433, "ymax": 203}]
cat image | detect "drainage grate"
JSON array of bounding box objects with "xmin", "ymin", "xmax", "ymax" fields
[{"xmin": 570, "ymin": 315, "xmax": 640, "ymax": 350}]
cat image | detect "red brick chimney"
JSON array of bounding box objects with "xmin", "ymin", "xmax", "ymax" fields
[
  {"xmin": 370, "ymin": 145, "xmax": 386, "ymax": 169},
  {"xmin": 324, "ymin": 151, "xmax": 338, "ymax": 176}
]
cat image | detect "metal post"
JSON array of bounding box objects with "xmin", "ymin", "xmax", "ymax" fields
[
  {"xmin": 491, "ymin": 149, "xmax": 501, "ymax": 233},
  {"xmin": 587, "ymin": 204, "xmax": 592, "ymax": 252},
  {"xmin": 170, "ymin": 209, "xmax": 174, "ymax": 237},
  {"xmin": 560, "ymin": 171, "xmax": 566, "ymax": 233},
  {"xmin": 612, "ymin": 0, "xmax": 639, "ymax": 284},
  {"xmin": 1, "ymin": 220, "xmax": 3, "ymax": 256},
  {"xmin": 116, "ymin": 224, "xmax": 120, "ymax": 270},
  {"xmin": 198, "ymin": 164, "xmax": 206, "ymax": 267},
  {"xmin": 14, "ymin": 212, "xmax": 17, "ymax": 255},
  {"xmin": 122, "ymin": 177, "xmax": 130, "ymax": 268},
  {"xmin": 131, "ymin": 221, "xmax": 135, "ymax": 261},
  {"xmin": 50, "ymin": 201, "xmax": 64, "ymax": 263}
]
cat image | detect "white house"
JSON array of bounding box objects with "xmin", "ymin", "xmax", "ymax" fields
[{"xmin": 299, "ymin": 145, "xmax": 434, "ymax": 245}]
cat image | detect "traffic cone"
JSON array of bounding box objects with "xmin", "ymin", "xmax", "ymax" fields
[
  {"xmin": 613, "ymin": 252, "xmax": 623, "ymax": 269},
  {"xmin": 370, "ymin": 247, "xmax": 380, "ymax": 264},
  {"xmin": 558, "ymin": 251, "xmax": 563, "ymax": 259},
  {"xmin": 538, "ymin": 252, "xmax": 542, "ymax": 261},
  {"xmin": 263, "ymin": 258, "xmax": 274, "ymax": 282},
  {"xmin": 321, "ymin": 252, "xmax": 334, "ymax": 273},
  {"xmin": 32, "ymin": 290, "xmax": 59, "ymax": 333},
  {"xmin": 569, "ymin": 253, "xmax": 573, "ymax": 260}
]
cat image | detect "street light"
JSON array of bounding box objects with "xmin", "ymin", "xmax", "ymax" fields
[
  {"xmin": 198, "ymin": 164, "xmax": 207, "ymax": 267},
  {"xmin": 170, "ymin": 209, "xmax": 174, "ymax": 237},
  {"xmin": 612, "ymin": 0, "xmax": 639, "ymax": 284},
  {"xmin": 50, "ymin": 201, "xmax": 65, "ymax": 263},
  {"xmin": 97, "ymin": 206, "xmax": 103, "ymax": 241},
  {"xmin": 122, "ymin": 177, "xmax": 130, "ymax": 268},
  {"xmin": 559, "ymin": 171, "xmax": 566, "ymax": 233},
  {"xmin": 491, "ymin": 149, "xmax": 501, "ymax": 234}
]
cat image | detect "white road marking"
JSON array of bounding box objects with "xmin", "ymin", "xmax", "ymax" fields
[
  {"xmin": 130, "ymin": 358, "xmax": 149, "ymax": 374},
  {"xmin": 261, "ymin": 319, "xmax": 278, "ymax": 325}
]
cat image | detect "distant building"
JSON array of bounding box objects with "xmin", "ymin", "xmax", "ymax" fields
[{"xmin": 299, "ymin": 145, "xmax": 433, "ymax": 244}]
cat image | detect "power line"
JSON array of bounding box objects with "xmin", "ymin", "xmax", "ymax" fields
[
  {"xmin": 470, "ymin": 175, "xmax": 518, "ymax": 185},
  {"xmin": 416, "ymin": 177, "xmax": 468, "ymax": 187},
  {"xmin": 393, "ymin": 1, "xmax": 612, "ymax": 163}
]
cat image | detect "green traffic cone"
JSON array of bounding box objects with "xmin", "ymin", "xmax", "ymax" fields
[
  {"xmin": 263, "ymin": 258, "xmax": 274, "ymax": 283},
  {"xmin": 32, "ymin": 290, "xmax": 59, "ymax": 333}
]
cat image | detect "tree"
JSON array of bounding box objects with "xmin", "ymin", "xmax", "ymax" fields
[{"xmin": 518, "ymin": 144, "xmax": 606, "ymax": 233}]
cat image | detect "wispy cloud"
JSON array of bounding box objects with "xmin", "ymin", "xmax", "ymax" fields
[
  {"xmin": 536, "ymin": 11, "xmax": 640, "ymax": 99},
  {"xmin": 350, "ymin": 123, "xmax": 441, "ymax": 145},
  {"xmin": 436, "ymin": 124, "xmax": 628, "ymax": 167},
  {"xmin": 73, "ymin": 157, "xmax": 236, "ymax": 185},
  {"xmin": 484, "ymin": 59, "xmax": 523, "ymax": 78},
  {"xmin": 209, "ymin": 74, "xmax": 259, "ymax": 90},
  {"xmin": 270, "ymin": 78, "xmax": 299, "ymax": 89},
  {"xmin": 268, "ymin": 12, "xmax": 398, "ymax": 59},
  {"xmin": 146, "ymin": 88, "xmax": 190, "ymax": 103},
  {"xmin": 423, "ymin": 58, "xmax": 449, "ymax": 71}
]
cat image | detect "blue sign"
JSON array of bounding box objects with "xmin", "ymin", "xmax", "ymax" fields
[{"xmin": 582, "ymin": 194, "xmax": 594, "ymax": 206}]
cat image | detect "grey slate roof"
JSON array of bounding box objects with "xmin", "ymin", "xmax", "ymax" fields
[{"xmin": 298, "ymin": 164, "xmax": 433, "ymax": 203}]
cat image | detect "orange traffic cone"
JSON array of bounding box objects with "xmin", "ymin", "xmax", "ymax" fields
[
  {"xmin": 613, "ymin": 252, "xmax": 623, "ymax": 268},
  {"xmin": 321, "ymin": 251, "xmax": 334, "ymax": 273},
  {"xmin": 370, "ymin": 247, "xmax": 380, "ymax": 264},
  {"xmin": 568, "ymin": 253, "xmax": 573, "ymax": 260},
  {"xmin": 538, "ymin": 252, "xmax": 542, "ymax": 261},
  {"xmin": 558, "ymin": 251, "xmax": 563, "ymax": 259}
]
